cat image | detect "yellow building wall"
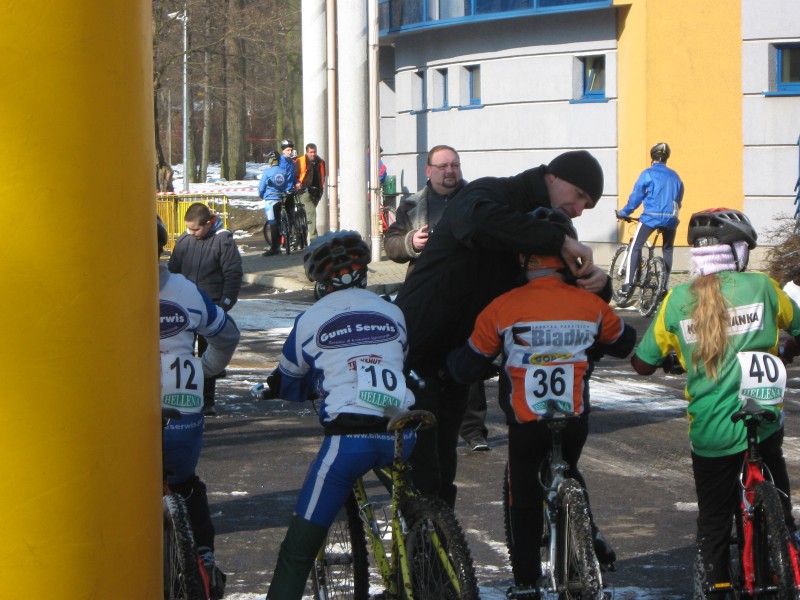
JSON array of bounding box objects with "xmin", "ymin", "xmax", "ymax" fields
[
  {"xmin": 0, "ymin": 2, "xmax": 162, "ymax": 597},
  {"xmin": 615, "ymin": 0, "xmax": 743, "ymax": 244}
]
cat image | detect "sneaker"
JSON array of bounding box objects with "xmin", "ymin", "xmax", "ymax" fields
[
  {"xmin": 468, "ymin": 437, "xmax": 491, "ymax": 452},
  {"xmin": 619, "ymin": 283, "xmax": 632, "ymax": 296},
  {"xmin": 593, "ymin": 530, "xmax": 617, "ymax": 567},
  {"xmin": 198, "ymin": 548, "xmax": 227, "ymax": 600},
  {"xmin": 203, "ymin": 405, "xmax": 217, "ymax": 417}
]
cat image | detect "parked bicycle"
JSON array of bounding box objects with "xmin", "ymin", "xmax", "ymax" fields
[
  {"xmin": 311, "ymin": 409, "xmax": 480, "ymax": 600},
  {"xmin": 162, "ymin": 408, "xmax": 210, "ymax": 600},
  {"xmin": 380, "ymin": 191, "xmax": 397, "ymax": 233},
  {"xmin": 502, "ymin": 401, "xmax": 605, "ymax": 600},
  {"xmin": 608, "ymin": 212, "xmax": 668, "ymax": 317},
  {"xmin": 696, "ymin": 353, "xmax": 800, "ymax": 599},
  {"xmin": 262, "ymin": 191, "xmax": 308, "ymax": 255}
]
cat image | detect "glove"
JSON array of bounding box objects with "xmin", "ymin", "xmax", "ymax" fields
[
  {"xmin": 781, "ymin": 337, "xmax": 798, "ymax": 365},
  {"xmin": 662, "ymin": 351, "xmax": 685, "ymax": 375}
]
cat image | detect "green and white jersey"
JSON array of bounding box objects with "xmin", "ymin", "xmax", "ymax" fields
[{"xmin": 636, "ymin": 271, "xmax": 800, "ymax": 457}]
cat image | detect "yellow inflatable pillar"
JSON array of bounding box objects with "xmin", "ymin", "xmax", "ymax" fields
[{"xmin": 0, "ymin": 2, "xmax": 161, "ymax": 598}]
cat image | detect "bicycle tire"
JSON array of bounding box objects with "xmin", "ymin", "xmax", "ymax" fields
[
  {"xmin": 280, "ymin": 209, "xmax": 291, "ymax": 255},
  {"xmin": 262, "ymin": 220, "xmax": 273, "ymax": 253},
  {"xmin": 163, "ymin": 494, "xmax": 207, "ymax": 600},
  {"xmin": 311, "ymin": 493, "xmax": 370, "ymax": 600},
  {"xmin": 295, "ymin": 209, "xmax": 309, "ymax": 251},
  {"xmin": 400, "ymin": 494, "xmax": 479, "ymax": 600},
  {"xmin": 555, "ymin": 479, "xmax": 603, "ymax": 600},
  {"xmin": 752, "ymin": 481, "xmax": 795, "ymax": 599},
  {"xmin": 609, "ymin": 246, "xmax": 636, "ymax": 308},
  {"xmin": 638, "ymin": 256, "xmax": 666, "ymax": 317}
]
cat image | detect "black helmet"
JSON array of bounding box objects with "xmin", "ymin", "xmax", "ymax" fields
[
  {"xmin": 281, "ymin": 139, "xmax": 295, "ymax": 150},
  {"xmin": 157, "ymin": 215, "xmax": 169, "ymax": 253},
  {"xmin": 687, "ymin": 208, "xmax": 758, "ymax": 250},
  {"xmin": 650, "ymin": 142, "xmax": 671, "ymax": 162},
  {"xmin": 528, "ymin": 207, "xmax": 577, "ymax": 240},
  {"xmin": 303, "ymin": 230, "xmax": 372, "ymax": 293},
  {"xmin": 266, "ymin": 150, "xmax": 280, "ymax": 166}
]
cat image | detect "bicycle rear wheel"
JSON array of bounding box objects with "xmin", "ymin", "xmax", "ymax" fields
[
  {"xmin": 609, "ymin": 246, "xmax": 636, "ymax": 308},
  {"xmin": 752, "ymin": 481, "xmax": 796, "ymax": 599},
  {"xmin": 280, "ymin": 210, "xmax": 291, "ymax": 255},
  {"xmin": 555, "ymin": 479, "xmax": 603, "ymax": 600},
  {"xmin": 638, "ymin": 257, "xmax": 666, "ymax": 317},
  {"xmin": 400, "ymin": 495, "xmax": 479, "ymax": 600},
  {"xmin": 163, "ymin": 494, "xmax": 207, "ymax": 600},
  {"xmin": 312, "ymin": 493, "xmax": 370, "ymax": 600}
]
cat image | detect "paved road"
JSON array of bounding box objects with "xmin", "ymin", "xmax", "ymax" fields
[{"xmin": 202, "ymin": 284, "xmax": 800, "ymax": 600}]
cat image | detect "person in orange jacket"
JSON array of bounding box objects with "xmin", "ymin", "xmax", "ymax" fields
[{"xmin": 294, "ymin": 142, "xmax": 326, "ymax": 243}]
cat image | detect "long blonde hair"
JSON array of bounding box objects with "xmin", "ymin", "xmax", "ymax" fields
[{"xmin": 689, "ymin": 274, "xmax": 731, "ymax": 380}]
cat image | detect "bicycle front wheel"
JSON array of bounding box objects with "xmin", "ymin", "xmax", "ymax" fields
[
  {"xmin": 555, "ymin": 479, "xmax": 603, "ymax": 600},
  {"xmin": 752, "ymin": 481, "xmax": 796, "ymax": 599},
  {"xmin": 638, "ymin": 256, "xmax": 666, "ymax": 317},
  {"xmin": 400, "ymin": 495, "xmax": 479, "ymax": 600},
  {"xmin": 295, "ymin": 209, "xmax": 309, "ymax": 251},
  {"xmin": 280, "ymin": 210, "xmax": 291, "ymax": 255},
  {"xmin": 163, "ymin": 494, "xmax": 207, "ymax": 600},
  {"xmin": 311, "ymin": 493, "xmax": 370, "ymax": 600},
  {"xmin": 609, "ymin": 246, "xmax": 635, "ymax": 308}
]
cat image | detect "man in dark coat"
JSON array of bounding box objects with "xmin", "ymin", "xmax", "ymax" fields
[{"xmin": 395, "ymin": 150, "xmax": 609, "ymax": 507}]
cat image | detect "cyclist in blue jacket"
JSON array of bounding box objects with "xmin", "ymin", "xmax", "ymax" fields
[
  {"xmin": 618, "ymin": 142, "xmax": 685, "ymax": 296},
  {"xmin": 259, "ymin": 150, "xmax": 288, "ymax": 256}
]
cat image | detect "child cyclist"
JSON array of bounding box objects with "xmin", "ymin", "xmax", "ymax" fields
[
  {"xmin": 266, "ymin": 230, "xmax": 416, "ymax": 599},
  {"xmin": 631, "ymin": 208, "xmax": 800, "ymax": 596},
  {"xmin": 446, "ymin": 208, "xmax": 637, "ymax": 597}
]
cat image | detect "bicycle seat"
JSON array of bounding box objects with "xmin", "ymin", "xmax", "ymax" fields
[
  {"xmin": 731, "ymin": 397, "xmax": 778, "ymax": 424},
  {"xmin": 387, "ymin": 409, "xmax": 436, "ymax": 432},
  {"xmin": 537, "ymin": 399, "xmax": 577, "ymax": 421}
]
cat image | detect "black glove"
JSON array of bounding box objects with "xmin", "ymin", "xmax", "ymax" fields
[
  {"xmin": 781, "ymin": 337, "xmax": 799, "ymax": 365},
  {"xmin": 662, "ymin": 351, "xmax": 685, "ymax": 375}
]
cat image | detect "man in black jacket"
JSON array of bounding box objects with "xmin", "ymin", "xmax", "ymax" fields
[{"xmin": 395, "ymin": 150, "xmax": 608, "ymax": 507}]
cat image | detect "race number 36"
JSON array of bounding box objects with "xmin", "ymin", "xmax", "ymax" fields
[
  {"xmin": 524, "ymin": 363, "xmax": 575, "ymax": 414},
  {"xmin": 737, "ymin": 351, "xmax": 786, "ymax": 406}
]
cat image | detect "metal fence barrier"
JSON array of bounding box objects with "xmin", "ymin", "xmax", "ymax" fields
[{"xmin": 156, "ymin": 193, "xmax": 229, "ymax": 252}]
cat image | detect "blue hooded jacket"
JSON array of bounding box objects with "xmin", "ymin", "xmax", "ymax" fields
[{"xmin": 619, "ymin": 162, "xmax": 684, "ymax": 229}]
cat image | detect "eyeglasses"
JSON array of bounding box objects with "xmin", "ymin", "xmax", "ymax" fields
[{"xmin": 429, "ymin": 162, "xmax": 461, "ymax": 170}]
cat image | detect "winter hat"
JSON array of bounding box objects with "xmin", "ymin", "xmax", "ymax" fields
[{"xmin": 546, "ymin": 150, "xmax": 604, "ymax": 206}]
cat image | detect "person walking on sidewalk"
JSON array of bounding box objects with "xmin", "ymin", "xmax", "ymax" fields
[
  {"xmin": 294, "ymin": 142, "xmax": 326, "ymax": 243},
  {"xmin": 168, "ymin": 202, "xmax": 242, "ymax": 415},
  {"xmin": 617, "ymin": 142, "xmax": 684, "ymax": 296}
]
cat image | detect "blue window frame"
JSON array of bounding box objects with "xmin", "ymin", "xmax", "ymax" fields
[
  {"xmin": 468, "ymin": 65, "xmax": 481, "ymax": 105},
  {"xmin": 777, "ymin": 45, "xmax": 800, "ymax": 94},
  {"xmin": 436, "ymin": 68, "xmax": 449, "ymax": 108},
  {"xmin": 412, "ymin": 70, "xmax": 427, "ymax": 112},
  {"xmin": 582, "ymin": 55, "xmax": 605, "ymax": 99}
]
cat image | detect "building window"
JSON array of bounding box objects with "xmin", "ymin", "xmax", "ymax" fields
[
  {"xmin": 581, "ymin": 55, "xmax": 605, "ymax": 98},
  {"xmin": 433, "ymin": 68, "xmax": 449, "ymax": 108},
  {"xmin": 777, "ymin": 45, "xmax": 800, "ymax": 93},
  {"xmin": 412, "ymin": 69, "xmax": 427, "ymax": 112},
  {"xmin": 467, "ymin": 65, "xmax": 481, "ymax": 106}
]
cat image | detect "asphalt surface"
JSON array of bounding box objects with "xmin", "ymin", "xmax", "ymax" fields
[{"xmin": 184, "ymin": 237, "xmax": 800, "ymax": 599}]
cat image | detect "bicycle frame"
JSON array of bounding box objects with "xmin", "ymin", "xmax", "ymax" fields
[{"xmin": 738, "ymin": 419, "xmax": 800, "ymax": 596}]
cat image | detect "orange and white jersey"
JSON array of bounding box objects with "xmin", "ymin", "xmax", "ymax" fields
[{"xmin": 468, "ymin": 276, "xmax": 625, "ymax": 423}]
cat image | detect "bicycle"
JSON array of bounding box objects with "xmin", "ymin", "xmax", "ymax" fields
[
  {"xmin": 311, "ymin": 409, "xmax": 480, "ymax": 600},
  {"xmin": 162, "ymin": 408, "xmax": 210, "ymax": 600},
  {"xmin": 379, "ymin": 190, "xmax": 397, "ymax": 233},
  {"xmin": 696, "ymin": 352, "xmax": 800, "ymax": 599},
  {"xmin": 608, "ymin": 212, "xmax": 668, "ymax": 317},
  {"xmin": 262, "ymin": 191, "xmax": 308, "ymax": 255},
  {"xmin": 502, "ymin": 401, "xmax": 605, "ymax": 600}
]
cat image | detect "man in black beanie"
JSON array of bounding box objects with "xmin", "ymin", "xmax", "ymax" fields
[{"xmin": 395, "ymin": 149, "xmax": 610, "ymax": 509}]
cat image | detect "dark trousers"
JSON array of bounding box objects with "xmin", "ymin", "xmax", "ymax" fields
[
  {"xmin": 507, "ymin": 414, "xmax": 590, "ymax": 586},
  {"xmin": 692, "ymin": 430, "xmax": 792, "ymax": 585},
  {"xmin": 626, "ymin": 223, "xmax": 677, "ymax": 285},
  {"xmin": 196, "ymin": 334, "xmax": 216, "ymax": 409},
  {"xmin": 409, "ymin": 375, "xmax": 469, "ymax": 508},
  {"xmin": 459, "ymin": 381, "xmax": 488, "ymax": 442}
]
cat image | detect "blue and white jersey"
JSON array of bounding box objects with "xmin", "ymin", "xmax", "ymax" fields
[
  {"xmin": 278, "ymin": 287, "xmax": 415, "ymax": 423},
  {"xmin": 258, "ymin": 164, "xmax": 288, "ymax": 203},
  {"xmin": 159, "ymin": 265, "xmax": 228, "ymax": 354}
]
